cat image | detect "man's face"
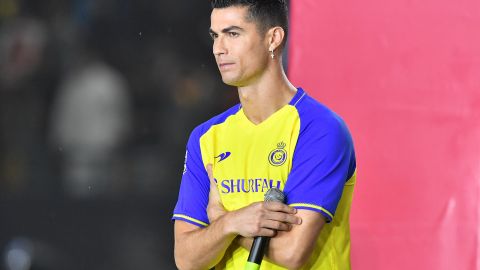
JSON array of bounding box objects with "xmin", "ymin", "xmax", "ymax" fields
[{"xmin": 210, "ymin": 6, "xmax": 269, "ymax": 87}]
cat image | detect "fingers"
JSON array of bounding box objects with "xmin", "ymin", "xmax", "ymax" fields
[
  {"xmin": 206, "ymin": 163, "xmax": 225, "ymax": 222},
  {"xmin": 206, "ymin": 163, "xmax": 215, "ymax": 185},
  {"xmin": 206, "ymin": 163, "xmax": 219, "ymax": 198},
  {"xmin": 255, "ymin": 228, "xmax": 277, "ymax": 237},
  {"xmin": 261, "ymin": 219, "xmax": 292, "ymax": 232},
  {"xmin": 231, "ymin": 202, "xmax": 302, "ymax": 238},
  {"xmin": 265, "ymin": 211, "xmax": 302, "ymax": 225},
  {"xmin": 264, "ymin": 201, "xmax": 298, "ymax": 215},
  {"xmin": 259, "ymin": 202, "xmax": 302, "ymax": 225}
]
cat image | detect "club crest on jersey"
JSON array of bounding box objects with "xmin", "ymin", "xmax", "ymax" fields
[{"xmin": 269, "ymin": 142, "xmax": 287, "ymax": 166}]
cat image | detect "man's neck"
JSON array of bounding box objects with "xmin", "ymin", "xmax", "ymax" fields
[{"xmin": 237, "ymin": 65, "xmax": 297, "ymax": 125}]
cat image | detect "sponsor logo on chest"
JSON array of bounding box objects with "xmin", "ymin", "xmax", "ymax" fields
[{"xmin": 218, "ymin": 178, "xmax": 282, "ymax": 194}]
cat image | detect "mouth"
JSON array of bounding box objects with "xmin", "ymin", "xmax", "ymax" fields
[{"xmin": 218, "ymin": 63, "xmax": 235, "ymax": 71}]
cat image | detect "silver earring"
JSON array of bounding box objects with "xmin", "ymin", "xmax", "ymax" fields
[{"xmin": 270, "ymin": 49, "xmax": 275, "ymax": 59}]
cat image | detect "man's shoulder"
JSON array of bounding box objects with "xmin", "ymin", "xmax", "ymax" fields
[
  {"xmin": 295, "ymin": 90, "xmax": 349, "ymax": 133},
  {"xmin": 189, "ymin": 103, "xmax": 241, "ymax": 140}
]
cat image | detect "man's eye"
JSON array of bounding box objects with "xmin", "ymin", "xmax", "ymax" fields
[
  {"xmin": 229, "ymin": 32, "xmax": 239, "ymax": 37},
  {"xmin": 210, "ymin": 33, "xmax": 218, "ymax": 40}
]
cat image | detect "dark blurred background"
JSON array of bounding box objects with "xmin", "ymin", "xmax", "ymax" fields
[{"xmin": 0, "ymin": 0, "xmax": 240, "ymax": 269}]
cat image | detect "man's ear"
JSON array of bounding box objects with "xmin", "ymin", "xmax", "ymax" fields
[{"xmin": 267, "ymin": 26, "xmax": 285, "ymax": 52}]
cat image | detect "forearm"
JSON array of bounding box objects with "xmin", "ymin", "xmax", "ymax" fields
[
  {"xmin": 236, "ymin": 210, "xmax": 324, "ymax": 270},
  {"xmin": 237, "ymin": 234, "xmax": 303, "ymax": 269},
  {"xmin": 175, "ymin": 215, "xmax": 236, "ymax": 270}
]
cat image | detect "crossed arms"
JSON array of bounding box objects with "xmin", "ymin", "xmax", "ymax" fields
[{"xmin": 174, "ymin": 165, "xmax": 326, "ymax": 270}]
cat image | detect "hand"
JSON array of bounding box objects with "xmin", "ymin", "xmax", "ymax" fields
[
  {"xmin": 226, "ymin": 201, "xmax": 302, "ymax": 238},
  {"xmin": 206, "ymin": 164, "xmax": 227, "ymax": 223}
]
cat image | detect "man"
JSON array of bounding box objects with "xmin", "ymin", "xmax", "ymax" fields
[{"xmin": 172, "ymin": 1, "xmax": 356, "ymax": 269}]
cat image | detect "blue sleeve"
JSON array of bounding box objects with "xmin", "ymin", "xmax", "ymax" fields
[
  {"xmin": 284, "ymin": 115, "xmax": 356, "ymax": 222},
  {"xmin": 172, "ymin": 127, "xmax": 210, "ymax": 228}
]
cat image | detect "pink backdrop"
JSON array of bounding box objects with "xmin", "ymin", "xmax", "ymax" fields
[{"xmin": 288, "ymin": 0, "xmax": 480, "ymax": 269}]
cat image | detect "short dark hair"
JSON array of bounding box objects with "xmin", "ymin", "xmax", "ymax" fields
[{"xmin": 211, "ymin": 0, "xmax": 288, "ymax": 46}]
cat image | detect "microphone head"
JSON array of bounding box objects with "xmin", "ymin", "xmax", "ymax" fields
[{"xmin": 264, "ymin": 188, "xmax": 285, "ymax": 203}]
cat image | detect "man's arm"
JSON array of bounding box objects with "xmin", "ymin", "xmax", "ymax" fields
[
  {"xmin": 174, "ymin": 202, "xmax": 301, "ymax": 270},
  {"xmin": 174, "ymin": 217, "xmax": 235, "ymax": 270},
  {"xmin": 237, "ymin": 210, "xmax": 326, "ymax": 270},
  {"xmin": 204, "ymin": 165, "xmax": 326, "ymax": 270},
  {"xmin": 174, "ymin": 164, "xmax": 301, "ymax": 270}
]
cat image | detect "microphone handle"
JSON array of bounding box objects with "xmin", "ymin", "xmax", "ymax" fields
[
  {"xmin": 244, "ymin": 188, "xmax": 284, "ymax": 270},
  {"xmin": 245, "ymin": 236, "xmax": 270, "ymax": 270}
]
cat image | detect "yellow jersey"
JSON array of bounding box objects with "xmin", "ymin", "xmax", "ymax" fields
[{"xmin": 173, "ymin": 88, "xmax": 356, "ymax": 270}]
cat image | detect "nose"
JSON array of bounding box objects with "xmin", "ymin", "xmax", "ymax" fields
[{"xmin": 213, "ymin": 35, "xmax": 227, "ymax": 56}]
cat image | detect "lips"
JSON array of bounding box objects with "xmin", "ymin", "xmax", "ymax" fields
[{"xmin": 218, "ymin": 62, "xmax": 234, "ymax": 71}]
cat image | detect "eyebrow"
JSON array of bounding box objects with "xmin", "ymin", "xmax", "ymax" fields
[{"xmin": 209, "ymin": 26, "xmax": 245, "ymax": 35}]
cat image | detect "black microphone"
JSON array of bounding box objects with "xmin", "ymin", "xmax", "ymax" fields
[{"xmin": 245, "ymin": 188, "xmax": 285, "ymax": 270}]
